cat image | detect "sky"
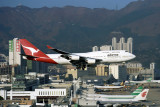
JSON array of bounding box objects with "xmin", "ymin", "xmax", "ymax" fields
[{"xmin": 0, "ymin": 0, "xmax": 137, "ymax": 10}]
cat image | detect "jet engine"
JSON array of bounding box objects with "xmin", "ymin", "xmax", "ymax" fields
[
  {"xmin": 69, "ymin": 55, "xmax": 80, "ymax": 60},
  {"xmin": 86, "ymin": 58, "xmax": 96, "ymax": 64}
]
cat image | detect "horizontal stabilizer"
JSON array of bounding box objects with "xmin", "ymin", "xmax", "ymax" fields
[{"xmin": 20, "ymin": 54, "xmax": 39, "ymax": 58}]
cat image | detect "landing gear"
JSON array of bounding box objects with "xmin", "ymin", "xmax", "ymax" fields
[{"xmin": 76, "ymin": 64, "xmax": 87, "ymax": 70}]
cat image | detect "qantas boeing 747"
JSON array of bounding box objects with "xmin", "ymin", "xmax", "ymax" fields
[{"xmin": 20, "ymin": 39, "xmax": 136, "ymax": 70}]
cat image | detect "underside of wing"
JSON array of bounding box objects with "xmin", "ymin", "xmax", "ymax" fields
[
  {"xmin": 47, "ymin": 45, "xmax": 102, "ymax": 69},
  {"xmin": 20, "ymin": 54, "xmax": 39, "ymax": 58},
  {"xmin": 47, "ymin": 45, "xmax": 69, "ymax": 54}
]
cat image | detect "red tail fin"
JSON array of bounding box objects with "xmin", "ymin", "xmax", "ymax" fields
[
  {"xmin": 20, "ymin": 39, "xmax": 46, "ymax": 57},
  {"xmin": 20, "ymin": 39, "xmax": 57, "ymax": 64}
]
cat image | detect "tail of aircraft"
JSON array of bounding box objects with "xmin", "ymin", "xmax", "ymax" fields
[
  {"xmin": 20, "ymin": 39, "xmax": 57, "ymax": 64},
  {"xmin": 131, "ymin": 86, "xmax": 143, "ymax": 96},
  {"xmin": 20, "ymin": 39, "xmax": 46, "ymax": 58},
  {"xmin": 134, "ymin": 89, "xmax": 149, "ymax": 101},
  {"xmin": 120, "ymin": 81, "xmax": 125, "ymax": 86}
]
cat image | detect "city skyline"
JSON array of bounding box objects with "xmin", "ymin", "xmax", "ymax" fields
[
  {"xmin": 92, "ymin": 37, "xmax": 133, "ymax": 53},
  {"xmin": 1, "ymin": 0, "xmax": 160, "ymax": 106}
]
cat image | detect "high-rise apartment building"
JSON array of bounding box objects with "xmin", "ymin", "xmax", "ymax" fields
[
  {"xmin": 127, "ymin": 37, "xmax": 133, "ymax": 53},
  {"xmin": 109, "ymin": 64, "xmax": 127, "ymax": 81},
  {"xmin": 9, "ymin": 38, "xmax": 21, "ymax": 76},
  {"xmin": 100, "ymin": 45, "xmax": 112, "ymax": 51},
  {"xmin": 112, "ymin": 37, "xmax": 133, "ymax": 53},
  {"xmin": 112, "ymin": 37, "xmax": 117, "ymax": 50},
  {"xmin": 95, "ymin": 64, "xmax": 109, "ymax": 76},
  {"xmin": 92, "ymin": 46, "xmax": 99, "ymax": 51},
  {"xmin": 9, "ymin": 38, "xmax": 21, "ymax": 65}
]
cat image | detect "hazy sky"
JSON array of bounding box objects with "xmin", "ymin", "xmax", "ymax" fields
[{"xmin": 0, "ymin": 0, "xmax": 137, "ymax": 9}]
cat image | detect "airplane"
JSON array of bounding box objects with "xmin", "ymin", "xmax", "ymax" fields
[
  {"xmin": 131, "ymin": 86, "xmax": 143, "ymax": 96},
  {"xmin": 87, "ymin": 86, "xmax": 143, "ymax": 99},
  {"xmin": 112, "ymin": 81, "xmax": 124, "ymax": 86},
  {"xmin": 87, "ymin": 89, "xmax": 149, "ymax": 104},
  {"xmin": 151, "ymin": 79, "xmax": 160, "ymax": 83},
  {"xmin": 94, "ymin": 81, "xmax": 125, "ymax": 90},
  {"xmin": 20, "ymin": 39, "xmax": 136, "ymax": 70},
  {"xmin": 130, "ymin": 77, "xmax": 160, "ymax": 84},
  {"xmin": 94, "ymin": 85, "xmax": 124, "ymax": 89},
  {"xmin": 145, "ymin": 77, "xmax": 160, "ymax": 83}
]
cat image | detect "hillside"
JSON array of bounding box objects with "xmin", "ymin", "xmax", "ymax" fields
[{"xmin": 0, "ymin": 0, "xmax": 160, "ymax": 68}]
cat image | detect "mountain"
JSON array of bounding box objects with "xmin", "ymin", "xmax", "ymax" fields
[{"xmin": 0, "ymin": 0, "xmax": 160, "ymax": 68}]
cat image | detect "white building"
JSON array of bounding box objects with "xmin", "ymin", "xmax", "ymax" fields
[
  {"xmin": 100, "ymin": 45, "xmax": 112, "ymax": 51},
  {"xmin": 150, "ymin": 62, "xmax": 155, "ymax": 70},
  {"xmin": 112, "ymin": 37, "xmax": 133, "ymax": 53},
  {"xmin": 127, "ymin": 37, "xmax": 133, "ymax": 53},
  {"xmin": 109, "ymin": 64, "xmax": 127, "ymax": 81},
  {"xmin": 35, "ymin": 89, "xmax": 66, "ymax": 97},
  {"xmin": 0, "ymin": 88, "xmax": 66, "ymax": 100},
  {"xmin": 92, "ymin": 46, "xmax": 99, "ymax": 51},
  {"xmin": 112, "ymin": 37, "xmax": 117, "ymax": 50},
  {"xmin": 9, "ymin": 38, "xmax": 21, "ymax": 65}
]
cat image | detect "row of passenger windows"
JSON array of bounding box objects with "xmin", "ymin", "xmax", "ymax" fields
[{"xmin": 38, "ymin": 91, "xmax": 65, "ymax": 96}]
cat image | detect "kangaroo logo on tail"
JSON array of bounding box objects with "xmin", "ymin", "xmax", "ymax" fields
[{"xmin": 22, "ymin": 45, "xmax": 39, "ymax": 56}]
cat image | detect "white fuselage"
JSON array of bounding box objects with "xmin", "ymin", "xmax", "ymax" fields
[
  {"xmin": 94, "ymin": 85, "xmax": 124, "ymax": 89},
  {"xmin": 87, "ymin": 94, "xmax": 135, "ymax": 99},
  {"xmin": 46, "ymin": 50, "xmax": 135, "ymax": 65}
]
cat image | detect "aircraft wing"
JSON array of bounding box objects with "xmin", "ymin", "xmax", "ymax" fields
[
  {"xmin": 47, "ymin": 45, "xmax": 102, "ymax": 69},
  {"xmin": 47, "ymin": 45, "xmax": 69, "ymax": 54}
]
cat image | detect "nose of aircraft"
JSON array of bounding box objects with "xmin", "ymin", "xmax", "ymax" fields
[{"xmin": 131, "ymin": 54, "xmax": 136, "ymax": 59}]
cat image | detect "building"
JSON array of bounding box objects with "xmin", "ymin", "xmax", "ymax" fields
[
  {"xmin": 0, "ymin": 54, "xmax": 11, "ymax": 76},
  {"xmin": 109, "ymin": 64, "xmax": 127, "ymax": 81},
  {"xmin": 0, "ymin": 80, "xmax": 72, "ymax": 106},
  {"xmin": 127, "ymin": 37, "xmax": 133, "ymax": 53},
  {"xmin": 9, "ymin": 38, "xmax": 21, "ymax": 66},
  {"xmin": 65, "ymin": 65, "xmax": 97, "ymax": 81},
  {"xmin": 78, "ymin": 67, "xmax": 96, "ymax": 78},
  {"xmin": 0, "ymin": 54, "xmax": 8, "ymax": 67},
  {"xmin": 11, "ymin": 73, "xmax": 49, "ymax": 91},
  {"xmin": 95, "ymin": 64, "xmax": 109, "ymax": 76},
  {"xmin": 9, "ymin": 38, "xmax": 22, "ymax": 77},
  {"xmin": 112, "ymin": 37, "xmax": 117, "ymax": 50},
  {"xmin": 65, "ymin": 65, "xmax": 78, "ymax": 79},
  {"xmin": 100, "ymin": 45, "xmax": 112, "ymax": 51},
  {"xmin": 26, "ymin": 60, "xmax": 49, "ymax": 73},
  {"xmin": 12, "ymin": 75, "xmax": 38, "ymax": 91},
  {"xmin": 92, "ymin": 46, "xmax": 99, "ymax": 51},
  {"xmin": 0, "ymin": 88, "xmax": 67, "ymax": 105},
  {"xmin": 139, "ymin": 63, "xmax": 160, "ymax": 80},
  {"xmin": 126, "ymin": 62, "xmax": 143, "ymax": 74},
  {"xmin": 112, "ymin": 37, "xmax": 133, "ymax": 53}
]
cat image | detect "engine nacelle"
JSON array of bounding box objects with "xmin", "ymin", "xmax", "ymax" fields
[
  {"xmin": 69, "ymin": 55, "xmax": 80, "ymax": 60},
  {"xmin": 23, "ymin": 56, "xmax": 27, "ymax": 59},
  {"xmin": 86, "ymin": 58, "xmax": 96, "ymax": 64}
]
